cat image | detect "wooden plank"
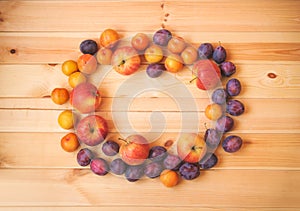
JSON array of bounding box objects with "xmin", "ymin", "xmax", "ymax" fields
[
  {"xmin": 0, "ymin": 169, "xmax": 299, "ymax": 207},
  {"xmin": 1, "ymin": 32, "xmax": 300, "ymax": 64},
  {"xmin": 0, "ymin": 207, "xmax": 298, "ymax": 211},
  {"xmin": 0, "ymin": 64, "xmax": 299, "ymax": 99},
  {"xmin": 0, "ymin": 1, "xmax": 161, "ymax": 32},
  {"xmin": 0, "ymin": 98, "xmax": 299, "ymax": 133},
  {"xmin": 0, "ymin": 1, "xmax": 299, "ymax": 32},
  {"xmin": 163, "ymin": 0, "xmax": 300, "ymax": 32},
  {"xmin": 0, "ymin": 132, "xmax": 299, "ymax": 169}
]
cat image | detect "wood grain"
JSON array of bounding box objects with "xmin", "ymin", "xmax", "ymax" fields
[
  {"xmin": 1, "ymin": 32, "xmax": 300, "ymax": 64},
  {"xmin": 0, "ymin": 0, "xmax": 299, "ymax": 32},
  {"xmin": 0, "ymin": 0, "xmax": 299, "ymax": 209},
  {"xmin": 0, "ymin": 98, "xmax": 299, "ymax": 133},
  {"xmin": 0, "ymin": 64, "xmax": 299, "ymax": 98},
  {"xmin": 0, "ymin": 132, "xmax": 299, "ymax": 169},
  {"xmin": 0, "ymin": 168, "xmax": 299, "ymax": 207}
]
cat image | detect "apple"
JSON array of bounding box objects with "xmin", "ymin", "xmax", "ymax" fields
[
  {"xmin": 177, "ymin": 133, "xmax": 207, "ymax": 163},
  {"xmin": 96, "ymin": 48, "xmax": 113, "ymax": 65},
  {"xmin": 167, "ymin": 36, "xmax": 186, "ymax": 54},
  {"xmin": 119, "ymin": 134, "xmax": 150, "ymax": 165},
  {"xmin": 181, "ymin": 46, "xmax": 198, "ymax": 65},
  {"xmin": 193, "ymin": 59, "xmax": 221, "ymax": 90},
  {"xmin": 76, "ymin": 115, "xmax": 108, "ymax": 146},
  {"xmin": 70, "ymin": 82, "xmax": 101, "ymax": 114},
  {"xmin": 111, "ymin": 46, "xmax": 141, "ymax": 75},
  {"xmin": 131, "ymin": 33, "xmax": 150, "ymax": 51}
]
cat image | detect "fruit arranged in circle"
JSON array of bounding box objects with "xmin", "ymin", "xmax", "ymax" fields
[
  {"xmin": 148, "ymin": 145, "xmax": 167, "ymax": 162},
  {"xmin": 102, "ymin": 140, "xmax": 120, "ymax": 156},
  {"xmin": 96, "ymin": 48, "xmax": 113, "ymax": 65},
  {"xmin": 200, "ymin": 153, "xmax": 218, "ymax": 169},
  {"xmin": 213, "ymin": 45, "xmax": 227, "ymax": 64},
  {"xmin": 77, "ymin": 54, "xmax": 98, "ymax": 74},
  {"xmin": 205, "ymin": 103, "xmax": 223, "ymax": 120},
  {"xmin": 110, "ymin": 158, "xmax": 128, "ymax": 175},
  {"xmin": 111, "ymin": 46, "xmax": 141, "ymax": 75},
  {"xmin": 90, "ymin": 158, "xmax": 110, "ymax": 176},
  {"xmin": 100, "ymin": 28, "xmax": 119, "ymax": 49},
  {"xmin": 153, "ymin": 29, "xmax": 172, "ymax": 46},
  {"xmin": 51, "ymin": 88, "xmax": 69, "ymax": 105},
  {"xmin": 131, "ymin": 33, "xmax": 150, "ymax": 51},
  {"xmin": 80, "ymin": 39, "xmax": 98, "ymax": 55},
  {"xmin": 164, "ymin": 54, "xmax": 184, "ymax": 73},
  {"xmin": 226, "ymin": 78, "xmax": 242, "ymax": 96},
  {"xmin": 160, "ymin": 169, "xmax": 179, "ymax": 187},
  {"xmin": 125, "ymin": 164, "xmax": 145, "ymax": 182},
  {"xmin": 220, "ymin": 61, "xmax": 236, "ymax": 77},
  {"xmin": 146, "ymin": 63, "xmax": 165, "ymax": 78},
  {"xmin": 222, "ymin": 135, "xmax": 243, "ymax": 153},
  {"xmin": 52, "ymin": 28, "xmax": 246, "ymax": 186},
  {"xmin": 70, "ymin": 82, "xmax": 101, "ymax": 114},
  {"xmin": 60, "ymin": 132, "xmax": 80, "ymax": 152},
  {"xmin": 198, "ymin": 43, "xmax": 214, "ymax": 59},
  {"xmin": 119, "ymin": 134, "xmax": 150, "ymax": 165},
  {"xmin": 68, "ymin": 71, "xmax": 87, "ymax": 88},
  {"xmin": 193, "ymin": 59, "xmax": 221, "ymax": 90},
  {"xmin": 216, "ymin": 115, "xmax": 234, "ymax": 133},
  {"xmin": 226, "ymin": 99, "xmax": 245, "ymax": 116},
  {"xmin": 144, "ymin": 162, "xmax": 164, "ymax": 179},
  {"xmin": 163, "ymin": 154, "xmax": 182, "ymax": 171},
  {"xmin": 144, "ymin": 45, "xmax": 164, "ymax": 64},
  {"xmin": 177, "ymin": 133, "xmax": 207, "ymax": 163},
  {"xmin": 76, "ymin": 115, "xmax": 108, "ymax": 146},
  {"xmin": 167, "ymin": 36, "xmax": 186, "ymax": 54},
  {"xmin": 181, "ymin": 46, "xmax": 198, "ymax": 65},
  {"xmin": 179, "ymin": 162, "xmax": 200, "ymax": 180},
  {"xmin": 211, "ymin": 88, "xmax": 228, "ymax": 105},
  {"xmin": 58, "ymin": 110, "xmax": 75, "ymax": 130},
  {"xmin": 77, "ymin": 148, "xmax": 94, "ymax": 166},
  {"xmin": 204, "ymin": 128, "xmax": 221, "ymax": 148},
  {"xmin": 62, "ymin": 60, "xmax": 78, "ymax": 76}
]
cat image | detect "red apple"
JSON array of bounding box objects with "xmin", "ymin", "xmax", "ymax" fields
[
  {"xmin": 70, "ymin": 82, "xmax": 101, "ymax": 114},
  {"xmin": 119, "ymin": 134, "xmax": 150, "ymax": 165},
  {"xmin": 177, "ymin": 133, "xmax": 207, "ymax": 163},
  {"xmin": 193, "ymin": 59, "xmax": 221, "ymax": 90},
  {"xmin": 131, "ymin": 33, "xmax": 150, "ymax": 51},
  {"xmin": 111, "ymin": 46, "xmax": 141, "ymax": 75},
  {"xmin": 76, "ymin": 115, "xmax": 108, "ymax": 146}
]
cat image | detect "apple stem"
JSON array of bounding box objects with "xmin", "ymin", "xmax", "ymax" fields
[
  {"xmin": 118, "ymin": 137, "xmax": 127, "ymax": 143},
  {"xmin": 118, "ymin": 60, "xmax": 126, "ymax": 67},
  {"xmin": 189, "ymin": 77, "xmax": 197, "ymax": 83},
  {"xmin": 219, "ymin": 41, "xmax": 221, "ymax": 46}
]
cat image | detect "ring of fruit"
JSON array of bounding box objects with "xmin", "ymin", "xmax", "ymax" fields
[{"xmin": 53, "ymin": 28, "xmax": 245, "ymax": 187}]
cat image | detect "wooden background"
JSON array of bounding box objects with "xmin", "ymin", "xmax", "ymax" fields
[{"xmin": 0, "ymin": 0, "xmax": 300, "ymax": 210}]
